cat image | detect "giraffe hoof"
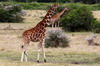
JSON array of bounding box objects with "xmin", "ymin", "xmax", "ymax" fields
[
  {"xmin": 37, "ymin": 60, "xmax": 39, "ymax": 63},
  {"xmin": 44, "ymin": 59, "xmax": 46, "ymax": 62}
]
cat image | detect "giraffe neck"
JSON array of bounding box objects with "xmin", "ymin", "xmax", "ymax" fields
[
  {"xmin": 40, "ymin": 4, "xmax": 58, "ymax": 27},
  {"xmin": 59, "ymin": 8, "xmax": 66, "ymax": 16}
]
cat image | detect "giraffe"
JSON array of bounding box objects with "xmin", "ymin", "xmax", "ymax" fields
[
  {"xmin": 50, "ymin": 8, "xmax": 69, "ymax": 28},
  {"xmin": 21, "ymin": 3, "xmax": 58, "ymax": 63}
]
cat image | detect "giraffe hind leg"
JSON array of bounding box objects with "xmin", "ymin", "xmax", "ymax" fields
[
  {"xmin": 21, "ymin": 44, "xmax": 29, "ymax": 62},
  {"xmin": 24, "ymin": 51, "xmax": 28, "ymax": 62},
  {"xmin": 21, "ymin": 50, "xmax": 24, "ymax": 62},
  {"xmin": 21, "ymin": 50, "xmax": 28, "ymax": 62},
  {"xmin": 52, "ymin": 24, "xmax": 53, "ymax": 28}
]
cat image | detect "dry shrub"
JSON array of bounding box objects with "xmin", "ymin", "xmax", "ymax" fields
[{"xmin": 45, "ymin": 28, "xmax": 69, "ymax": 48}]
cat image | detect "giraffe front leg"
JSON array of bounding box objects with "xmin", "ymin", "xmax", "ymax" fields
[
  {"xmin": 42, "ymin": 45, "xmax": 46, "ymax": 62},
  {"xmin": 52, "ymin": 24, "xmax": 53, "ymax": 28},
  {"xmin": 42, "ymin": 39, "xmax": 46, "ymax": 62},
  {"xmin": 37, "ymin": 48, "xmax": 41, "ymax": 63},
  {"xmin": 58, "ymin": 19, "xmax": 60, "ymax": 27},
  {"xmin": 52, "ymin": 22, "xmax": 54, "ymax": 28},
  {"xmin": 37, "ymin": 44, "xmax": 41, "ymax": 63}
]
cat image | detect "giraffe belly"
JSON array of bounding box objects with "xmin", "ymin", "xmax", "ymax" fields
[
  {"xmin": 30, "ymin": 34, "xmax": 41, "ymax": 42},
  {"xmin": 31, "ymin": 38, "xmax": 39, "ymax": 42}
]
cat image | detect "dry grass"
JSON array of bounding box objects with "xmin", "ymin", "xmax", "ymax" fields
[
  {"xmin": 22, "ymin": 10, "xmax": 100, "ymax": 22},
  {"xmin": 22, "ymin": 10, "xmax": 46, "ymax": 23},
  {"xmin": 0, "ymin": 10, "xmax": 100, "ymax": 66},
  {"xmin": 92, "ymin": 11, "xmax": 100, "ymax": 21},
  {"xmin": 22, "ymin": 10, "xmax": 100, "ymax": 23},
  {"xmin": 0, "ymin": 28, "xmax": 100, "ymax": 66}
]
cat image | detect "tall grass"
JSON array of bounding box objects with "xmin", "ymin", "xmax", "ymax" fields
[{"xmin": 0, "ymin": 51, "xmax": 100, "ymax": 66}]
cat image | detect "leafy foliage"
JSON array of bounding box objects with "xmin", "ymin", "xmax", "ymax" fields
[
  {"xmin": 0, "ymin": 0, "xmax": 100, "ymax": 4},
  {"xmin": 61, "ymin": 6, "xmax": 96, "ymax": 32},
  {"xmin": 0, "ymin": 2, "xmax": 100, "ymax": 11},
  {"xmin": 45, "ymin": 28, "xmax": 69, "ymax": 48},
  {"xmin": 92, "ymin": 22, "xmax": 100, "ymax": 33},
  {"xmin": 0, "ymin": 4, "xmax": 23, "ymax": 23}
]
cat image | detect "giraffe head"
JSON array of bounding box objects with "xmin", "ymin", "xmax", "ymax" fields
[
  {"xmin": 52, "ymin": 3, "xmax": 58, "ymax": 9},
  {"xmin": 49, "ymin": 3, "xmax": 58, "ymax": 13},
  {"xmin": 64, "ymin": 8, "xmax": 69, "ymax": 11}
]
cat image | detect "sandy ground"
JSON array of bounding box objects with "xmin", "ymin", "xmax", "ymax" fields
[
  {"xmin": 22, "ymin": 10, "xmax": 46, "ymax": 23},
  {"xmin": 0, "ymin": 28, "xmax": 100, "ymax": 54},
  {"xmin": 92, "ymin": 11, "xmax": 100, "ymax": 21}
]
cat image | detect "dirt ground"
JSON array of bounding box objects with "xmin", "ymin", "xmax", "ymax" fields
[{"xmin": 92, "ymin": 11, "xmax": 100, "ymax": 21}]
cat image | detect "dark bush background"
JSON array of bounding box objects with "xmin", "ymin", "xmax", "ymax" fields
[
  {"xmin": 0, "ymin": 4, "xmax": 23, "ymax": 23},
  {"xmin": 0, "ymin": 0, "xmax": 100, "ymax": 4},
  {"xmin": 92, "ymin": 21, "xmax": 100, "ymax": 33},
  {"xmin": 61, "ymin": 6, "xmax": 97, "ymax": 32}
]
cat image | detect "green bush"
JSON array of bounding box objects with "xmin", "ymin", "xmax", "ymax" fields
[
  {"xmin": 0, "ymin": 4, "xmax": 23, "ymax": 23},
  {"xmin": 64, "ymin": 3, "xmax": 100, "ymax": 11},
  {"xmin": 1, "ymin": 2, "xmax": 100, "ymax": 11},
  {"xmin": 45, "ymin": 28, "xmax": 69, "ymax": 48},
  {"xmin": 61, "ymin": 6, "xmax": 96, "ymax": 32},
  {"xmin": 16, "ymin": 2, "xmax": 50, "ymax": 10},
  {"xmin": 92, "ymin": 21, "xmax": 100, "ymax": 33},
  {"xmin": 57, "ymin": 0, "xmax": 70, "ymax": 3},
  {"xmin": 92, "ymin": 4, "xmax": 100, "ymax": 11},
  {"xmin": 65, "ymin": 3, "xmax": 81, "ymax": 10}
]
